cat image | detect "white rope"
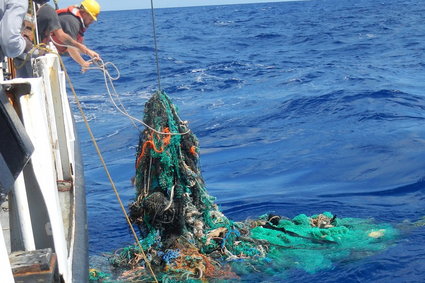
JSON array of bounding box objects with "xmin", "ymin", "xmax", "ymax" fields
[
  {"xmin": 90, "ymin": 58, "xmax": 190, "ymax": 136},
  {"xmin": 50, "ymin": 35, "xmax": 189, "ymax": 136},
  {"xmin": 164, "ymin": 185, "xmax": 175, "ymax": 211}
]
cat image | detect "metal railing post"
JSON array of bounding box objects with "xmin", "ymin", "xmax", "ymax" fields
[{"xmin": 14, "ymin": 172, "xmax": 36, "ymax": 251}]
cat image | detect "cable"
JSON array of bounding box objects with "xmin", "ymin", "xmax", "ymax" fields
[{"xmin": 149, "ymin": 0, "xmax": 162, "ymax": 91}]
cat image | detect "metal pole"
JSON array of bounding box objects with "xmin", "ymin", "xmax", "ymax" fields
[
  {"xmin": 14, "ymin": 172, "xmax": 36, "ymax": 251},
  {"xmin": 32, "ymin": 1, "xmax": 40, "ymax": 45}
]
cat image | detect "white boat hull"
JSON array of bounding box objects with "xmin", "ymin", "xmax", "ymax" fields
[{"xmin": 0, "ymin": 53, "xmax": 87, "ymax": 282}]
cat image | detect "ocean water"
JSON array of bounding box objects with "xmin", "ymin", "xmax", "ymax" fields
[{"xmin": 64, "ymin": 0, "xmax": 425, "ymax": 281}]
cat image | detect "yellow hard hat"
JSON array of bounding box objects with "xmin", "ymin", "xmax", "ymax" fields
[{"xmin": 81, "ymin": 0, "xmax": 101, "ymax": 21}]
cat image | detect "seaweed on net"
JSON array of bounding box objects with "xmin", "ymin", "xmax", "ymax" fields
[{"xmin": 107, "ymin": 91, "xmax": 398, "ymax": 282}]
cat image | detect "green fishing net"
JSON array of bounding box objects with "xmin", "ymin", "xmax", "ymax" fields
[{"xmin": 103, "ymin": 91, "xmax": 398, "ymax": 282}]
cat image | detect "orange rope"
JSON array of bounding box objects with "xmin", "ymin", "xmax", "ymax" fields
[
  {"xmin": 135, "ymin": 127, "xmax": 170, "ymax": 168},
  {"xmin": 190, "ymin": 145, "xmax": 197, "ymax": 156}
]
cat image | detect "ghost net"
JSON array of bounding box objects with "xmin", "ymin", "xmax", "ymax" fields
[{"xmin": 106, "ymin": 91, "xmax": 397, "ymax": 282}]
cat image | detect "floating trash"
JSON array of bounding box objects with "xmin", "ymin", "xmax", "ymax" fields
[{"xmin": 102, "ymin": 91, "xmax": 398, "ymax": 282}]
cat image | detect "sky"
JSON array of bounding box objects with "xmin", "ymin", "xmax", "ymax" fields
[{"xmin": 56, "ymin": 0, "xmax": 296, "ymax": 11}]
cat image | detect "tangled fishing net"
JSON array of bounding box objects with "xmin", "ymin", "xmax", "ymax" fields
[{"xmin": 100, "ymin": 91, "xmax": 398, "ymax": 282}]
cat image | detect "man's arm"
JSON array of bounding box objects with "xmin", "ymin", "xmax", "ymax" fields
[
  {"xmin": 0, "ymin": 0, "xmax": 28, "ymax": 57},
  {"xmin": 67, "ymin": 46, "xmax": 91, "ymax": 72},
  {"xmin": 52, "ymin": 28, "xmax": 100, "ymax": 59}
]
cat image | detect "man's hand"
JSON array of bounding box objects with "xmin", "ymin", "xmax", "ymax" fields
[
  {"xmin": 23, "ymin": 36, "xmax": 33, "ymax": 53},
  {"xmin": 80, "ymin": 60, "xmax": 92, "ymax": 73},
  {"xmin": 85, "ymin": 48, "xmax": 100, "ymax": 60}
]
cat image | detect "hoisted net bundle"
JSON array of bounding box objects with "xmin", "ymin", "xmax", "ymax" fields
[
  {"xmin": 108, "ymin": 91, "xmax": 398, "ymax": 282},
  {"xmin": 129, "ymin": 91, "xmax": 229, "ymax": 242}
]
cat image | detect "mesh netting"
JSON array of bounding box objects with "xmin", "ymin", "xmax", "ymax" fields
[
  {"xmin": 103, "ymin": 91, "xmax": 398, "ymax": 282},
  {"xmin": 129, "ymin": 90, "xmax": 229, "ymax": 242}
]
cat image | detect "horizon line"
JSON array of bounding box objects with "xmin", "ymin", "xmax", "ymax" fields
[{"xmin": 101, "ymin": 0, "xmax": 304, "ymax": 12}]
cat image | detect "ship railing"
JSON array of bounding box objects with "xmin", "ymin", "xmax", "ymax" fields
[{"xmin": 0, "ymin": 51, "xmax": 78, "ymax": 282}]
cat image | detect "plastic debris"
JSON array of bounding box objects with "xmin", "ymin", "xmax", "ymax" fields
[{"xmin": 105, "ymin": 91, "xmax": 398, "ymax": 281}]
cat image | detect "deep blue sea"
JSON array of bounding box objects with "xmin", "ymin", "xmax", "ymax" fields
[{"xmin": 64, "ymin": 0, "xmax": 425, "ymax": 281}]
